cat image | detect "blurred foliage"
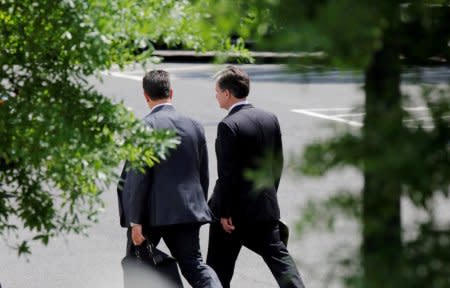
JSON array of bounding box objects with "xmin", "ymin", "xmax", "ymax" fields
[
  {"xmin": 298, "ymin": 87, "xmax": 449, "ymax": 287},
  {"xmin": 300, "ymin": 87, "xmax": 449, "ymax": 205},
  {"xmin": 197, "ymin": 0, "xmax": 449, "ymax": 67},
  {"xmin": 208, "ymin": 0, "xmax": 450, "ymax": 287},
  {"xmin": 296, "ymin": 191, "xmax": 361, "ymax": 236},
  {"xmin": 404, "ymin": 222, "xmax": 450, "ymax": 287}
]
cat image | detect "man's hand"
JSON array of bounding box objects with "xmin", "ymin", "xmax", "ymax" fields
[
  {"xmin": 220, "ymin": 217, "xmax": 235, "ymax": 233},
  {"xmin": 131, "ymin": 224, "xmax": 146, "ymax": 246}
]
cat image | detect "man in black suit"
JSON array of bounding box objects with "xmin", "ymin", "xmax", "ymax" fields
[
  {"xmin": 122, "ymin": 70, "xmax": 221, "ymax": 288},
  {"xmin": 206, "ymin": 66, "xmax": 305, "ymax": 288}
]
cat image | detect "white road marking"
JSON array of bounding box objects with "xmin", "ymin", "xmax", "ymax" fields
[
  {"xmin": 332, "ymin": 113, "xmax": 365, "ymax": 117},
  {"xmin": 105, "ymin": 71, "xmax": 142, "ymax": 81},
  {"xmin": 303, "ymin": 107, "xmax": 360, "ymax": 112},
  {"xmin": 161, "ymin": 64, "xmax": 217, "ymax": 72},
  {"xmin": 291, "ymin": 109, "xmax": 363, "ymax": 127},
  {"xmin": 103, "ymin": 71, "xmax": 180, "ymax": 81},
  {"xmin": 404, "ymin": 106, "xmax": 428, "ymax": 111},
  {"xmin": 292, "ymin": 106, "xmax": 444, "ymax": 129},
  {"xmin": 103, "ymin": 64, "xmax": 219, "ymax": 81},
  {"xmin": 404, "ymin": 117, "xmax": 434, "ymax": 122}
]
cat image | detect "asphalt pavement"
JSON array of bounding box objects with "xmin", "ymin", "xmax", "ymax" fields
[{"xmin": 1, "ymin": 63, "xmax": 447, "ymax": 288}]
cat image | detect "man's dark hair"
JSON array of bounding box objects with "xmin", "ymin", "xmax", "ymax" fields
[
  {"xmin": 142, "ymin": 70, "xmax": 171, "ymax": 100},
  {"xmin": 215, "ymin": 66, "xmax": 250, "ymax": 99}
]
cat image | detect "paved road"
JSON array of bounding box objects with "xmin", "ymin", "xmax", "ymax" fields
[{"xmin": 1, "ymin": 63, "xmax": 445, "ymax": 288}]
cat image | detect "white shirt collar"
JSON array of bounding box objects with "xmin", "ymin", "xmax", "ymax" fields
[
  {"xmin": 228, "ymin": 100, "xmax": 248, "ymax": 112},
  {"xmin": 151, "ymin": 102, "xmax": 173, "ymax": 112}
]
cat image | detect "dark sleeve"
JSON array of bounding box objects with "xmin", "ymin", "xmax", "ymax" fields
[
  {"xmin": 117, "ymin": 162, "xmax": 128, "ymax": 227},
  {"xmin": 215, "ymin": 122, "xmax": 237, "ymax": 218},
  {"xmin": 273, "ymin": 117, "xmax": 284, "ymax": 192},
  {"xmin": 126, "ymin": 117, "xmax": 154, "ymax": 226},
  {"xmin": 200, "ymin": 141, "xmax": 209, "ymax": 200},
  {"xmin": 127, "ymin": 166, "xmax": 152, "ymax": 225}
]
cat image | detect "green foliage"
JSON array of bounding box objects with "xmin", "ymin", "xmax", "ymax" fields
[
  {"xmin": 0, "ymin": 0, "xmax": 225, "ymax": 255},
  {"xmin": 0, "ymin": 86, "xmax": 178, "ymax": 253},
  {"xmin": 244, "ymin": 149, "xmax": 283, "ymax": 192},
  {"xmin": 199, "ymin": 0, "xmax": 450, "ymax": 67},
  {"xmin": 1, "ymin": 0, "xmax": 256, "ymax": 256},
  {"xmin": 206, "ymin": 1, "xmax": 449, "ymax": 286},
  {"xmin": 300, "ymin": 133, "xmax": 364, "ymax": 175},
  {"xmin": 401, "ymin": 87, "xmax": 450, "ymax": 207},
  {"xmin": 296, "ymin": 192, "xmax": 361, "ymax": 236},
  {"xmin": 404, "ymin": 223, "xmax": 450, "ymax": 287},
  {"xmin": 298, "ymin": 85, "xmax": 449, "ymax": 287}
]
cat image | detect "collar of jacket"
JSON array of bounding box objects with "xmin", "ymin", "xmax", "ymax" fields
[
  {"xmin": 228, "ymin": 103, "xmax": 253, "ymax": 116},
  {"xmin": 150, "ymin": 104, "xmax": 175, "ymax": 114}
]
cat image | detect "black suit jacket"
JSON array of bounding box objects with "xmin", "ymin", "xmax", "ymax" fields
[
  {"xmin": 209, "ymin": 104, "xmax": 282, "ymax": 224},
  {"xmin": 118, "ymin": 105, "xmax": 212, "ymax": 227}
]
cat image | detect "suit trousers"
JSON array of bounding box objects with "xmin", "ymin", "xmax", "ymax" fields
[
  {"xmin": 206, "ymin": 221, "xmax": 305, "ymax": 288},
  {"xmin": 127, "ymin": 223, "xmax": 222, "ymax": 288}
]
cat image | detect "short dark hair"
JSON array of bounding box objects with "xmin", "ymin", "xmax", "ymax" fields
[
  {"xmin": 142, "ymin": 70, "xmax": 171, "ymax": 100},
  {"xmin": 215, "ymin": 66, "xmax": 250, "ymax": 99}
]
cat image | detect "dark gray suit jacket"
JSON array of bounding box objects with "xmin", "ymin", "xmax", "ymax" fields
[
  {"xmin": 118, "ymin": 105, "xmax": 212, "ymax": 227},
  {"xmin": 209, "ymin": 104, "xmax": 282, "ymax": 224}
]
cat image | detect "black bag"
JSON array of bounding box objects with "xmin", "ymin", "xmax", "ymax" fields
[{"xmin": 122, "ymin": 240, "xmax": 183, "ymax": 288}]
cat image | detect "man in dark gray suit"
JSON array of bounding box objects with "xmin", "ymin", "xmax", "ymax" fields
[
  {"xmin": 121, "ymin": 70, "xmax": 221, "ymax": 288},
  {"xmin": 206, "ymin": 66, "xmax": 305, "ymax": 288}
]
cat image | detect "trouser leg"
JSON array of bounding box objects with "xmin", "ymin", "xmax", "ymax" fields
[
  {"xmin": 206, "ymin": 223, "xmax": 242, "ymax": 288},
  {"xmin": 163, "ymin": 224, "xmax": 222, "ymax": 288},
  {"xmin": 242, "ymin": 222, "xmax": 306, "ymax": 288}
]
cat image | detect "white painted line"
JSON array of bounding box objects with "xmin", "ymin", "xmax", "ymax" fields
[
  {"xmin": 404, "ymin": 117, "xmax": 434, "ymax": 122},
  {"xmin": 404, "ymin": 106, "xmax": 428, "ymax": 111},
  {"xmin": 303, "ymin": 107, "xmax": 355, "ymax": 112},
  {"xmin": 105, "ymin": 64, "xmax": 217, "ymax": 73},
  {"xmin": 291, "ymin": 109, "xmax": 363, "ymax": 127},
  {"xmin": 404, "ymin": 123, "xmax": 435, "ymax": 129},
  {"xmin": 292, "ymin": 106, "xmax": 442, "ymax": 128},
  {"xmin": 332, "ymin": 113, "xmax": 365, "ymax": 117},
  {"xmin": 106, "ymin": 72, "xmax": 142, "ymax": 81},
  {"xmin": 103, "ymin": 64, "xmax": 217, "ymax": 81},
  {"xmin": 162, "ymin": 65, "xmax": 216, "ymax": 72},
  {"xmin": 404, "ymin": 115, "xmax": 449, "ymax": 122},
  {"xmin": 305, "ymin": 106, "xmax": 429, "ymax": 112},
  {"xmin": 103, "ymin": 71, "xmax": 179, "ymax": 81}
]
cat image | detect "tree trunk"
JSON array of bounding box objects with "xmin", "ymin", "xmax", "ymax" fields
[{"xmin": 362, "ymin": 13, "xmax": 403, "ymax": 288}]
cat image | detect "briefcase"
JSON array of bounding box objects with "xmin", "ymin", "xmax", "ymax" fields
[{"xmin": 122, "ymin": 240, "xmax": 183, "ymax": 288}]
